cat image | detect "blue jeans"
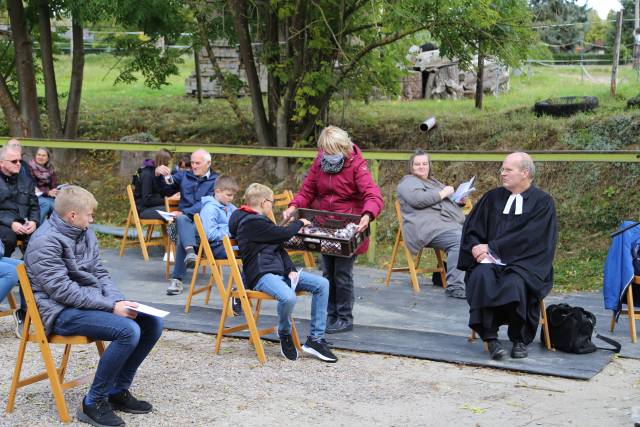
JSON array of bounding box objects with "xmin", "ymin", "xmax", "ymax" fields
[
  {"xmin": 254, "ymin": 272, "xmax": 329, "ymax": 340},
  {"xmin": 172, "ymin": 215, "xmax": 197, "ymax": 280},
  {"xmin": 52, "ymin": 308, "xmax": 163, "ymax": 402},
  {"xmin": 0, "ymin": 258, "xmax": 25, "ymax": 310},
  {"xmin": 38, "ymin": 196, "xmax": 55, "ymax": 225}
]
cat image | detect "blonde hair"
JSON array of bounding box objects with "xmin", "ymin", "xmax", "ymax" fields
[
  {"xmin": 317, "ymin": 126, "xmax": 354, "ymax": 157},
  {"xmin": 243, "ymin": 183, "xmax": 273, "ymax": 207},
  {"xmin": 54, "ymin": 185, "xmax": 98, "ymax": 216}
]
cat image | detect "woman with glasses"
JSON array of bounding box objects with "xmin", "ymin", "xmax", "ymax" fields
[
  {"xmin": 283, "ymin": 126, "xmax": 383, "ymax": 334},
  {"xmin": 396, "ymin": 149, "xmax": 468, "ymax": 299}
]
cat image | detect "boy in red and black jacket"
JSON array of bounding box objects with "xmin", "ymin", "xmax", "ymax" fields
[{"xmin": 228, "ymin": 183, "xmax": 337, "ymax": 363}]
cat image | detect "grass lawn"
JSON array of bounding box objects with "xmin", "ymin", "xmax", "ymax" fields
[{"xmin": 13, "ymin": 54, "xmax": 640, "ymax": 292}]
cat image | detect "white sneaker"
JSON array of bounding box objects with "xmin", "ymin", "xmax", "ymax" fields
[
  {"xmin": 162, "ymin": 252, "xmax": 175, "ymax": 263},
  {"xmin": 166, "ymin": 279, "xmax": 183, "ymax": 295}
]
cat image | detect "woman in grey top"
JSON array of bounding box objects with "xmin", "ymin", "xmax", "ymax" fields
[{"xmin": 396, "ymin": 149, "xmax": 467, "ymax": 299}]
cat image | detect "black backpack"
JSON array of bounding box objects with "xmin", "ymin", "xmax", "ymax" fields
[{"xmin": 542, "ymin": 303, "xmax": 620, "ymax": 354}]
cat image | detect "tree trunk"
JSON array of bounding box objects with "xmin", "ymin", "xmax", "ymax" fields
[
  {"xmin": 7, "ymin": 0, "xmax": 43, "ymax": 137},
  {"xmin": 275, "ymin": 88, "xmax": 290, "ymax": 180},
  {"xmin": 63, "ymin": 16, "xmax": 84, "ymax": 139},
  {"xmin": 475, "ymin": 42, "xmax": 485, "ymax": 110},
  {"xmin": 266, "ymin": 7, "xmax": 280, "ymax": 127},
  {"xmin": 38, "ymin": 0, "xmax": 63, "ymax": 138},
  {"xmin": 196, "ymin": 15, "xmax": 249, "ymax": 127},
  {"xmin": 0, "ymin": 75, "xmax": 27, "ymax": 136},
  {"xmin": 230, "ymin": 0, "xmax": 273, "ymax": 146}
]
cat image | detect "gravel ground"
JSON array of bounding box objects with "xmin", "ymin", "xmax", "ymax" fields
[{"xmin": 0, "ymin": 318, "xmax": 638, "ymax": 427}]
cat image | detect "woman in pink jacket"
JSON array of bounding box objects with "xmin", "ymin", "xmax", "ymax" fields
[{"xmin": 283, "ymin": 126, "xmax": 383, "ymax": 333}]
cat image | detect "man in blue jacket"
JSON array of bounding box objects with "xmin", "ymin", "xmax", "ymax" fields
[
  {"xmin": 156, "ymin": 149, "xmax": 218, "ymax": 295},
  {"xmin": 24, "ymin": 186, "xmax": 163, "ymax": 427}
]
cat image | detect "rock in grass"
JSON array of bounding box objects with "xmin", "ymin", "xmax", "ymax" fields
[{"xmin": 627, "ymin": 94, "xmax": 640, "ymax": 109}]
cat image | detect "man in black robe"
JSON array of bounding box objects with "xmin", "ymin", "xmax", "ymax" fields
[{"xmin": 458, "ymin": 152, "xmax": 557, "ymax": 360}]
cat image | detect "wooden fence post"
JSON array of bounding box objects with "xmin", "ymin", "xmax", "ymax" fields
[{"xmin": 611, "ymin": 11, "xmax": 623, "ymax": 97}]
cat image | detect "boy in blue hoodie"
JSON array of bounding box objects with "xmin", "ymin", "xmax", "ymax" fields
[{"xmin": 166, "ymin": 175, "xmax": 238, "ymax": 295}]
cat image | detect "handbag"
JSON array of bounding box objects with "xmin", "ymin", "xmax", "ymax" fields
[{"xmin": 542, "ymin": 303, "xmax": 621, "ymax": 354}]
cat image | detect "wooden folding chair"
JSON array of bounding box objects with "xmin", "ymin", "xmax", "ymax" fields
[
  {"xmin": 385, "ymin": 200, "xmax": 446, "ymax": 293},
  {"xmin": 610, "ymin": 275, "xmax": 639, "ymax": 343},
  {"xmin": 185, "ymin": 214, "xmax": 240, "ymax": 314},
  {"xmin": 468, "ymin": 298, "xmax": 552, "ymax": 351},
  {"xmin": 118, "ymin": 185, "xmax": 168, "ymax": 261},
  {"xmin": 1, "ymin": 292, "xmax": 17, "ymax": 318},
  {"xmin": 214, "ymin": 236, "xmax": 304, "ymax": 363},
  {"xmin": 6, "ymin": 264, "xmax": 105, "ymax": 423},
  {"xmin": 267, "ymin": 190, "xmax": 317, "ymax": 269}
]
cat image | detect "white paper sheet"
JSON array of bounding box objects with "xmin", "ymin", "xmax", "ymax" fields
[
  {"xmin": 290, "ymin": 268, "xmax": 303, "ymax": 291},
  {"xmin": 125, "ymin": 303, "xmax": 170, "ymax": 318},
  {"xmin": 480, "ymin": 252, "xmax": 506, "ymax": 266},
  {"xmin": 451, "ymin": 176, "xmax": 476, "ymax": 204},
  {"xmin": 155, "ymin": 210, "xmax": 176, "ymax": 222}
]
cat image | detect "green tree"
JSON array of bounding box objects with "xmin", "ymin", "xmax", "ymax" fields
[
  {"xmin": 0, "ymin": 0, "xmax": 188, "ymax": 139},
  {"xmin": 219, "ymin": 0, "xmax": 535, "ymax": 177},
  {"xmin": 584, "ymin": 9, "xmax": 609, "ymax": 44},
  {"xmin": 605, "ymin": 0, "xmax": 635, "ymax": 61},
  {"xmin": 529, "ymin": 0, "xmax": 589, "ymax": 53}
]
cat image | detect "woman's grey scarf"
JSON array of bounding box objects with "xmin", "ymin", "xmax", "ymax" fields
[{"xmin": 320, "ymin": 153, "xmax": 345, "ymax": 174}]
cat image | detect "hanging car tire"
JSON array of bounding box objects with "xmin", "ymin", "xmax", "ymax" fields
[{"xmin": 534, "ymin": 96, "xmax": 599, "ymax": 117}]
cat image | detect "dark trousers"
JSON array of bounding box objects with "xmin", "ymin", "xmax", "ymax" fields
[
  {"xmin": 477, "ymin": 302, "xmax": 524, "ymax": 342},
  {"xmin": 0, "ymin": 224, "xmax": 18, "ymax": 257},
  {"xmin": 52, "ymin": 308, "xmax": 163, "ymax": 402},
  {"xmin": 139, "ymin": 205, "xmax": 166, "ymax": 220},
  {"xmin": 322, "ymin": 254, "xmax": 356, "ymax": 324}
]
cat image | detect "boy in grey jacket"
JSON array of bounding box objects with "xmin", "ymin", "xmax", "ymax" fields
[{"xmin": 24, "ymin": 186, "xmax": 163, "ymax": 427}]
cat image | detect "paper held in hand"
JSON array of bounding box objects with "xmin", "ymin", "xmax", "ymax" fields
[
  {"xmin": 451, "ymin": 176, "xmax": 476, "ymax": 204},
  {"xmin": 125, "ymin": 303, "xmax": 170, "ymax": 318},
  {"xmin": 290, "ymin": 268, "xmax": 303, "ymax": 291},
  {"xmin": 155, "ymin": 210, "xmax": 177, "ymax": 222}
]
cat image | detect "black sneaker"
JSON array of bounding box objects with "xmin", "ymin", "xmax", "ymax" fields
[
  {"xmin": 302, "ymin": 337, "xmax": 338, "ymax": 363},
  {"xmin": 279, "ymin": 333, "xmax": 298, "ymax": 361},
  {"xmin": 108, "ymin": 389, "xmax": 152, "ymax": 414},
  {"xmin": 511, "ymin": 341, "xmax": 528, "ymax": 359},
  {"xmin": 77, "ymin": 397, "xmax": 125, "ymax": 427},
  {"xmin": 486, "ymin": 339, "xmax": 506, "ymax": 360},
  {"xmin": 13, "ymin": 308, "xmax": 25, "ymax": 339}
]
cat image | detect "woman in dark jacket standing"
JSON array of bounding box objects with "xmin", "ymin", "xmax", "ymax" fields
[
  {"xmin": 283, "ymin": 126, "xmax": 384, "ymax": 333},
  {"xmin": 28, "ymin": 147, "xmax": 57, "ymax": 224},
  {"xmin": 133, "ymin": 149, "xmax": 173, "ymax": 219}
]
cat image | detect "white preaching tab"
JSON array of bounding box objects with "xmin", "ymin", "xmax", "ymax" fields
[
  {"xmin": 502, "ymin": 194, "xmax": 523, "ymax": 215},
  {"xmin": 125, "ymin": 303, "xmax": 170, "ymax": 318}
]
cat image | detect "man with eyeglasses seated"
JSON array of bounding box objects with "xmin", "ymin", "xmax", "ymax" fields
[
  {"xmin": 458, "ymin": 152, "xmax": 557, "ymax": 360},
  {"xmin": 0, "ymin": 145, "xmax": 39, "ymax": 258}
]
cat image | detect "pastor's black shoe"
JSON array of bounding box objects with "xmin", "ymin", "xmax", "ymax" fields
[
  {"xmin": 486, "ymin": 339, "xmax": 506, "ymax": 360},
  {"xmin": 325, "ymin": 319, "xmax": 353, "ymax": 334},
  {"xmin": 511, "ymin": 341, "xmax": 528, "ymax": 359}
]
